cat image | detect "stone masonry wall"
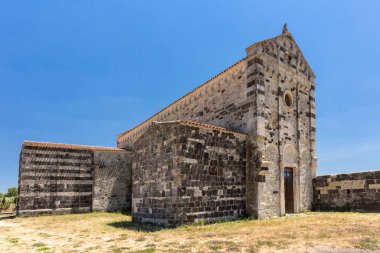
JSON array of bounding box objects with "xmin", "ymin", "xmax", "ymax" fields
[
  {"xmin": 124, "ymin": 29, "xmax": 317, "ymax": 219},
  {"xmin": 132, "ymin": 121, "xmax": 247, "ymax": 226},
  {"xmin": 17, "ymin": 141, "xmax": 130, "ymax": 217},
  {"xmin": 245, "ymin": 31, "xmax": 316, "ymax": 218},
  {"xmin": 313, "ymin": 171, "xmax": 380, "ymax": 212},
  {"xmin": 92, "ymin": 150, "xmax": 132, "ymax": 211}
]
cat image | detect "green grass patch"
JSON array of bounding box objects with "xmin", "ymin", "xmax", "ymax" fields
[
  {"xmin": 207, "ymin": 240, "xmax": 237, "ymax": 251},
  {"xmin": 33, "ymin": 242, "xmax": 51, "ymax": 253},
  {"xmin": 318, "ymin": 231, "xmax": 331, "ymax": 239},
  {"xmin": 86, "ymin": 245, "xmax": 101, "ymax": 250},
  {"xmin": 73, "ymin": 242, "xmax": 83, "ymax": 248},
  {"xmin": 354, "ymin": 237, "xmax": 379, "ymax": 250},
  {"xmin": 130, "ymin": 247, "xmax": 155, "ymax": 253},
  {"xmin": 256, "ymin": 240, "xmax": 274, "ymax": 247},
  {"xmin": 7, "ymin": 237, "xmax": 19, "ymax": 244},
  {"xmin": 38, "ymin": 233, "xmax": 51, "ymax": 238}
]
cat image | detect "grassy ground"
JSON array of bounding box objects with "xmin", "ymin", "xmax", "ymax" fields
[{"xmin": 0, "ymin": 212, "xmax": 379, "ymax": 253}]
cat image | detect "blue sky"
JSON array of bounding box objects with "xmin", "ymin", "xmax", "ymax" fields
[{"xmin": 1, "ymin": 1, "xmax": 379, "ymax": 192}]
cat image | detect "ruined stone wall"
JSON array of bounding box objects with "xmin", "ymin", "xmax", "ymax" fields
[
  {"xmin": 17, "ymin": 141, "xmax": 131, "ymax": 217},
  {"xmin": 245, "ymin": 32, "xmax": 316, "ymax": 218},
  {"xmin": 313, "ymin": 171, "xmax": 380, "ymax": 212},
  {"xmin": 132, "ymin": 121, "xmax": 247, "ymax": 226},
  {"xmin": 117, "ymin": 60, "xmax": 254, "ymax": 150},
  {"xmin": 92, "ymin": 150, "xmax": 132, "ymax": 211}
]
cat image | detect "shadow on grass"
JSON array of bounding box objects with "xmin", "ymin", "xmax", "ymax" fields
[
  {"xmin": 107, "ymin": 220, "xmax": 169, "ymax": 232},
  {"xmin": 115, "ymin": 209, "xmax": 132, "ymax": 216},
  {"xmin": 107, "ymin": 208, "xmax": 171, "ymax": 232},
  {"xmin": 0, "ymin": 215, "xmax": 16, "ymax": 220}
]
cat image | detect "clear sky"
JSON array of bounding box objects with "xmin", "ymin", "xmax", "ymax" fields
[{"xmin": 1, "ymin": 1, "xmax": 379, "ymax": 192}]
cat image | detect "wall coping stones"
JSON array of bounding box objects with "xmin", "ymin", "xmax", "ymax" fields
[
  {"xmin": 315, "ymin": 170, "xmax": 380, "ymax": 178},
  {"xmin": 23, "ymin": 141, "xmax": 129, "ymax": 152}
]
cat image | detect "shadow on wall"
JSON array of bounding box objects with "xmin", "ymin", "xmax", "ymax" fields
[{"xmin": 92, "ymin": 151, "xmax": 133, "ymax": 212}]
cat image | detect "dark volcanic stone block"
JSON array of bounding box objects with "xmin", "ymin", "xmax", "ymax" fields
[
  {"xmin": 313, "ymin": 171, "xmax": 380, "ymax": 212},
  {"xmin": 17, "ymin": 141, "xmax": 132, "ymax": 217},
  {"xmin": 132, "ymin": 121, "xmax": 247, "ymax": 226}
]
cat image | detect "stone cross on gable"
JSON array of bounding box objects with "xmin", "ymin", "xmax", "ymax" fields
[{"xmin": 282, "ymin": 23, "xmax": 288, "ymax": 34}]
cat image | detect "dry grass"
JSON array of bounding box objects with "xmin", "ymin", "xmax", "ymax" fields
[
  {"xmin": 0, "ymin": 203, "xmax": 16, "ymax": 213},
  {"xmin": 0, "ymin": 211, "xmax": 379, "ymax": 252}
]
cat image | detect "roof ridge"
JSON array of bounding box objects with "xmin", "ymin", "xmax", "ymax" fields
[{"xmin": 23, "ymin": 140, "xmax": 128, "ymax": 152}]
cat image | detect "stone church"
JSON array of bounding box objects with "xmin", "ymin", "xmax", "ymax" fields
[{"xmin": 17, "ymin": 25, "xmax": 317, "ymax": 225}]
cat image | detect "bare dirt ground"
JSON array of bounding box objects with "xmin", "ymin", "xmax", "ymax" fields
[{"xmin": 0, "ymin": 212, "xmax": 379, "ymax": 253}]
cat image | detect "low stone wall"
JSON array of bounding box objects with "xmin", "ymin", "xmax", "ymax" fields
[
  {"xmin": 313, "ymin": 171, "xmax": 380, "ymax": 212},
  {"xmin": 17, "ymin": 141, "xmax": 131, "ymax": 217},
  {"xmin": 132, "ymin": 121, "xmax": 247, "ymax": 226}
]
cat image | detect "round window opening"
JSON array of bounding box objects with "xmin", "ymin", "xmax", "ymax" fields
[{"xmin": 284, "ymin": 92, "xmax": 293, "ymax": 108}]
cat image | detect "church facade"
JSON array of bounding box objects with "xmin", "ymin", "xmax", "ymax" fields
[{"xmin": 17, "ymin": 26, "xmax": 317, "ymax": 225}]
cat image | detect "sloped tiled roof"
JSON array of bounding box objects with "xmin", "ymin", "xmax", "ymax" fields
[{"xmin": 23, "ymin": 141, "xmax": 128, "ymax": 152}]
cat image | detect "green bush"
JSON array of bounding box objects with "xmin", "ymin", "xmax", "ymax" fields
[
  {"xmin": 0, "ymin": 196, "xmax": 16, "ymax": 209},
  {"xmin": 5, "ymin": 187, "xmax": 18, "ymax": 197}
]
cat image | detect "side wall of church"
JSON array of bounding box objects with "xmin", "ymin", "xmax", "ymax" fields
[
  {"xmin": 17, "ymin": 142, "xmax": 131, "ymax": 217},
  {"xmin": 117, "ymin": 60, "xmax": 255, "ymax": 150},
  {"xmin": 92, "ymin": 150, "xmax": 133, "ymax": 211},
  {"xmin": 132, "ymin": 121, "xmax": 247, "ymax": 226},
  {"xmin": 245, "ymin": 34, "xmax": 316, "ymax": 218}
]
